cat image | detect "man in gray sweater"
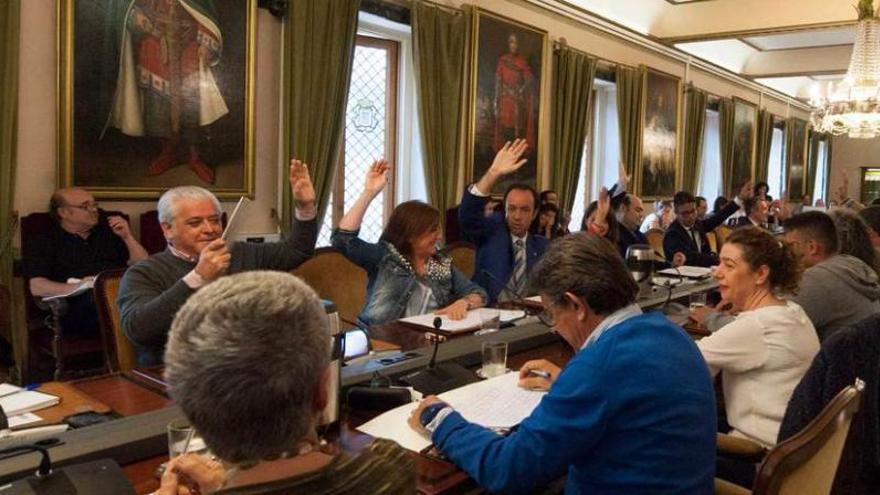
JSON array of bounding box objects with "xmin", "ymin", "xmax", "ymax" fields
[
  {"xmin": 692, "ymin": 212, "xmax": 880, "ymax": 341},
  {"xmin": 118, "ymin": 160, "xmax": 319, "ymax": 366}
]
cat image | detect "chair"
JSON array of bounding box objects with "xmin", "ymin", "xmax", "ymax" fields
[
  {"xmin": 441, "ymin": 241, "xmax": 477, "ymax": 279},
  {"xmin": 140, "ymin": 209, "xmax": 228, "ymax": 254},
  {"xmin": 716, "ymin": 225, "xmax": 733, "ymax": 247},
  {"xmin": 714, "ymin": 379, "xmax": 865, "ymax": 495},
  {"xmin": 445, "ymin": 206, "xmax": 461, "ymax": 245},
  {"xmin": 292, "ymin": 247, "xmax": 367, "ymax": 328},
  {"xmin": 707, "ymin": 229, "xmax": 719, "ymax": 254},
  {"xmin": 20, "ymin": 211, "xmax": 125, "ymax": 380},
  {"xmin": 645, "ymin": 229, "xmax": 666, "ymax": 261},
  {"xmin": 94, "ymin": 268, "xmax": 136, "ymax": 373}
]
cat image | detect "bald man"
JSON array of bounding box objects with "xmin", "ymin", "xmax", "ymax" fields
[{"xmin": 23, "ymin": 187, "xmax": 148, "ymax": 335}]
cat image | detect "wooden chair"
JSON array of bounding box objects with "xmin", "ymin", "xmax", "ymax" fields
[
  {"xmin": 645, "ymin": 229, "xmax": 666, "ymax": 261},
  {"xmin": 707, "ymin": 229, "xmax": 719, "ymax": 254},
  {"xmin": 94, "ymin": 268, "xmax": 136, "ymax": 373},
  {"xmin": 716, "ymin": 225, "xmax": 733, "ymax": 247},
  {"xmin": 715, "ymin": 379, "xmax": 865, "ymax": 495},
  {"xmin": 441, "ymin": 241, "xmax": 477, "ymax": 279},
  {"xmin": 292, "ymin": 247, "xmax": 367, "ymax": 328}
]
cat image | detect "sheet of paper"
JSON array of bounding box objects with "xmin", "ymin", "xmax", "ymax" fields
[
  {"xmin": 358, "ymin": 372, "xmax": 546, "ymax": 452},
  {"xmin": 397, "ymin": 308, "xmax": 526, "ymax": 333},
  {"xmin": 658, "ymin": 266, "xmax": 713, "ymax": 279},
  {"xmin": 8, "ymin": 412, "xmax": 42, "ymax": 428},
  {"xmin": 0, "ymin": 390, "xmax": 59, "ymax": 416},
  {"xmin": 221, "ymin": 196, "xmax": 250, "ymax": 240},
  {"xmin": 42, "ymin": 279, "xmax": 94, "ymax": 302},
  {"xmin": 0, "ymin": 383, "xmax": 23, "ymax": 398}
]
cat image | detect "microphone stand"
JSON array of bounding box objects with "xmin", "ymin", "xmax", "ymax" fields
[{"xmin": 400, "ymin": 317, "xmax": 479, "ymax": 395}]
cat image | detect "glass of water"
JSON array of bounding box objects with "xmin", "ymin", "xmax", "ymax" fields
[
  {"xmin": 477, "ymin": 308, "xmax": 501, "ymax": 335},
  {"xmin": 167, "ymin": 419, "xmax": 208, "ymax": 459},
  {"xmin": 480, "ymin": 341, "xmax": 508, "ymax": 379},
  {"xmin": 689, "ymin": 292, "xmax": 708, "ymax": 311}
]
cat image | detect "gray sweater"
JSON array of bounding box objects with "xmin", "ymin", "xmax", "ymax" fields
[
  {"xmin": 118, "ymin": 218, "xmax": 317, "ymax": 365},
  {"xmin": 706, "ymin": 254, "xmax": 880, "ymax": 342}
]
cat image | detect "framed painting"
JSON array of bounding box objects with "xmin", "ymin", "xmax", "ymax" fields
[
  {"xmin": 468, "ymin": 9, "xmax": 547, "ymax": 194},
  {"xmin": 729, "ymin": 97, "xmax": 757, "ymax": 195},
  {"xmin": 58, "ymin": 0, "xmax": 256, "ymax": 199},
  {"xmin": 787, "ymin": 118, "xmax": 808, "ymax": 199},
  {"xmin": 638, "ymin": 68, "xmax": 681, "ymax": 198}
]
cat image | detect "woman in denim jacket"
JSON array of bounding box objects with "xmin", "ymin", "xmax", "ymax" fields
[{"xmin": 331, "ymin": 160, "xmax": 487, "ymax": 328}]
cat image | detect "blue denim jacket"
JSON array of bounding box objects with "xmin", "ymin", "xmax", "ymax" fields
[{"xmin": 331, "ymin": 229, "xmax": 488, "ymax": 328}]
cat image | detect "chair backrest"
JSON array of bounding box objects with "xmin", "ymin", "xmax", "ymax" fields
[
  {"xmin": 140, "ymin": 209, "xmax": 228, "ymax": 255},
  {"xmin": 445, "ymin": 206, "xmax": 461, "ymax": 245},
  {"xmin": 291, "ymin": 247, "xmax": 367, "ymax": 327},
  {"xmin": 645, "ymin": 229, "xmax": 666, "ymax": 261},
  {"xmin": 754, "ymin": 380, "xmax": 865, "ymax": 495},
  {"xmin": 715, "ymin": 224, "xmax": 733, "ymax": 247},
  {"xmin": 707, "ymin": 229, "xmax": 718, "ymax": 254},
  {"xmin": 441, "ymin": 241, "xmax": 477, "ymax": 279},
  {"xmin": 93, "ymin": 268, "xmax": 136, "ymax": 373}
]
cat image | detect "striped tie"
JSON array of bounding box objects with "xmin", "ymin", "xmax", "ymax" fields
[{"xmin": 511, "ymin": 239, "xmax": 527, "ymax": 296}]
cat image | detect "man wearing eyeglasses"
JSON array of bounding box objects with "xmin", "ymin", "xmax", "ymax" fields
[{"xmin": 23, "ymin": 187, "xmax": 149, "ymax": 335}]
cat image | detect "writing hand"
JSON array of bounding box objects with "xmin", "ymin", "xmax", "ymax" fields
[
  {"xmin": 517, "ymin": 359, "xmax": 560, "ymax": 391},
  {"xmin": 408, "ymin": 396, "xmax": 446, "ymax": 438}
]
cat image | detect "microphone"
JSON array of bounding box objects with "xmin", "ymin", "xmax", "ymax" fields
[
  {"xmin": 400, "ymin": 317, "xmax": 479, "ymax": 395},
  {"xmin": 480, "ymin": 269, "xmax": 542, "ymax": 317},
  {"xmin": 427, "ymin": 317, "xmax": 442, "ymax": 370}
]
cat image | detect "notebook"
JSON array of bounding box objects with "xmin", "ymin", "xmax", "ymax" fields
[
  {"xmin": 397, "ymin": 308, "xmax": 526, "ymax": 335},
  {"xmin": 0, "ymin": 389, "xmax": 60, "ymax": 417}
]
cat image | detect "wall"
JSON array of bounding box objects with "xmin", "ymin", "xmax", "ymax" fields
[
  {"xmin": 829, "ymin": 137, "xmax": 880, "ymax": 203},
  {"xmin": 14, "ymin": 0, "xmax": 281, "ymax": 249}
]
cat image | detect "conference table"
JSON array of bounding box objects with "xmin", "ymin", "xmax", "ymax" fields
[{"xmin": 9, "ymin": 277, "xmax": 716, "ymax": 494}]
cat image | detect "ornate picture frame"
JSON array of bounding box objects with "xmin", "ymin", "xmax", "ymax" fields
[
  {"xmin": 787, "ymin": 118, "xmax": 809, "ymax": 199},
  {"xmin": 467, "ymin": 9, "xmax": 547, "ymax": 195},
  {"xmin": 637, "ymin": 68, "xmax": 681, "ymax": 199},
  {"xmin": 729, "ymin": 97, "xmax": 757, "ymax": 195},
  {"xmin": 58, "ymin": 0, "xmax": 256, "ymax": 199}
]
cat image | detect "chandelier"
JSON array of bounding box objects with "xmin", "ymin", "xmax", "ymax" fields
[{"xmin": 810, "ymin": 0, "xmax": 880, "ymax": 138}]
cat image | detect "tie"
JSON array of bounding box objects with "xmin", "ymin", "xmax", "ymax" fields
[
  {"xmin": 690, "ymin": 228, "xmax": 701, "ymax": 251},
  {"xmin": 511, "ymin": 239, "xmax": 526, "ymax": 296}
]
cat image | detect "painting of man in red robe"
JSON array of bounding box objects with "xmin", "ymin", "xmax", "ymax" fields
[{"xmin": 494, "ymin": 34, "xmax": 536, "ymax": 153}]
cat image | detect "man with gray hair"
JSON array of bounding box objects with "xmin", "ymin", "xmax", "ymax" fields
[
  {"xmin": 156, "ymin": 271, "xmax": 414, "ymax": 494},
  {"xmin": 118, "ymin": 159, "xmax": 318, "ymax": 366}
]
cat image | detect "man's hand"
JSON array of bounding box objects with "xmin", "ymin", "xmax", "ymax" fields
[
  {"xmin": 408, "ymin": 396, "xmax": 446, "ymax": 438},
  {"xmin": 154, "ymin": 454, "xmax": 225, "ymax": 495},
  {"xmin": 488, "ymin": 139, "xmax": 529, "ymax": 177},
  {"xmin": 435, "ymin": 299, "xmax": 469, "ymax": 320},
  {"xmin": 593, "ymin": 187, "xmax": 611, "ymax": 228},
  {"xmin": 108, "ymin": 216, "xmax": 133, "ymax": 240},
  {"xmin": 518, "ymin": 359, "xmax": 561, "ymax": 391},
  {"xmin": 672, "ymin": 252, "xmax": 686, "ymax": 267},
  {"xmin": 194, "ymin": 239, "xmax": 230, "ymax": 282},
  {"xmin": 618, "ymin": 161, "xmax": 631, "ymax": 191},
  {"xmin": 364, "ymin": 160, "xmax": 390, "ymax": 197},
  {"xmin": 289, "ymin": 159, "xmax": 316, "ymax": 209},
  {"xmin": 737, "ymin": 181, "xmax": 755, "ymax": 202}
]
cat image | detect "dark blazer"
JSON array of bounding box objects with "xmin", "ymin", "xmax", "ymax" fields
[
  {"xmin": 663, "ymin": 200, "xmax": 739, "ymax": 267},
  {"xmin": 731, "ymin": 216, "xmax": 759, "ymax": 229},
  {"xmin": 617, "ymin": 221, "xmax": 649, "ymax": 259},
  {"xmin": 459, "ymin": 189, "xmax": 549, "ymax": 304},
  {"xmin": 778, "ymin": 314, "xmax": 880, "ymax": 495}
]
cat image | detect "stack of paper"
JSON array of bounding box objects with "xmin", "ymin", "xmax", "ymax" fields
[
  {"xmin": 398, "ymin": 308, "xmax": 526, "ymax": 334},
  {"xmin": 0, "ymin": 384, "xmax": 59, "ymax": 418},
  {"xmin": 657, "ymin": 266, "xmax": 713, "ymax": 279},
  {"xmin": 357, "ymin": 372, "xmax": 546, "ymax": 452}
]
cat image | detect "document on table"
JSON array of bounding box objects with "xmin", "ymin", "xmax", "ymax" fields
[
  {"xmin": 358, "ymin": 371, "xmax": 546, "ymax": 452},
  {"xmin": 397, "ymin": 308, "xmax": 526, "ymax": 334},
  {"xmin": 657, "ymin": 266, "xmax": 713, "ymax": 279},
  {"xmin": 0, "ymin": 389, "xmax": 59, "ymax": 417}
]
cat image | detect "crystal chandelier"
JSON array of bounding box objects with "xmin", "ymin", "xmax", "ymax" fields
[{"xmin": 810, "ymin": 0, "xmax": 880, "ymax": 138}]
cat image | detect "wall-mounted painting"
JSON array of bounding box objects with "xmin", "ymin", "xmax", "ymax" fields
[
  {"xmin": 58, "ymin": 0, "xmax": 256, "ymax": 199},
  {"xmin": 729, "ymin": 98, "xmax": 757, "ymax": 195},
  {"xmin": 787, "ymin": 118, "xmax": 808, "ymax": 199},
  {"xmin": 638, "ymin": 68, "xmax": 681, "ymax": 198},
  {"xmin": 468, "ymin": 9, "xmax": 547, "ymax": 194}
]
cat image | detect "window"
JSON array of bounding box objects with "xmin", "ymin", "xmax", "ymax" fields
[
  {"xmin": 697, "ymin": 109, "xmax": 721, "ymax": 204},
  {"xmin": 813, "ymin": 139, "xmax": 829, "ymax": 204},
  {"xmin": 317, "ymin": 35, "xmax": 400, "ymax": 247},
  {"xmin": 767, "ymin": 126, "xmax": 785, "ymax": 200},
  {"xmin": 590, "ymin": 82, "xmax": 620, "ymax": 200}
]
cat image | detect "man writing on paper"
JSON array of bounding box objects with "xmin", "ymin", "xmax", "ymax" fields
[
  {"xmin": 24, "ymin": 187, "xmax": 149, "ymax": 336},
  {"xmin": 409, "ymin": 234, "xmax": 717, "ymax": 494},
  {"xmin": 118, "ymin": 160, "xmax": 318, "ymax": 366}
]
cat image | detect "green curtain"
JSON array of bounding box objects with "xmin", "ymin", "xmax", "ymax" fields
[
  {"xmin": 0, "ymin": 0, "xmax": 20, "ymax": 290},
  {"xmin": 615, "ymin": 65, "xmax": 644, "ymax": 182},
  {"xmin": 806, "ymin": 130, "xmax": 822, "ymax": 197},
  {"xmin": 412, "ymin": 2, "xmax": 467, "ymax": 220},
  {"xmin": 754, "ymin": 109, "xmax": 775, "ymax": 184},
  {"xmin": 280, "ymin": 0, "xmax": 360, "ymax": 233},
  {"xmin": 681, "ymin": 87, "xmax": 707, "ymax": 194},
  {"xmin": 718, "ymin": 98, "xmax": 736, "ymax": 197},
  {"xmin": 551, "ymin": 48, "xmax": 596, "ymax": 213}
]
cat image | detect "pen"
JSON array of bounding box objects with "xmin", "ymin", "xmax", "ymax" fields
[{"xmin": 527, "ymin": 369, "xmax": 551, "ymax": 379}]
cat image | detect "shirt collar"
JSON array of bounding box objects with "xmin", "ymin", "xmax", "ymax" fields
[
  {"xmin": 581, "ymin": 303, "xmax": 643, "ymax": 350},
  {"xmin": 510, "ymin": 233, "xmax": 527, "ymax": 246},
  {"xmin": 168, "ymin": 244, "xmax": 198, "ymax": 263}
]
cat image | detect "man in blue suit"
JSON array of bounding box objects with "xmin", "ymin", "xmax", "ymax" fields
[
  {"xmin": 459, "ymin": 139, "xmax": 549, "ymax": 304},
  {"xmin": 663, "ymin": 182, "xmax": 752, "ymax": 267}
]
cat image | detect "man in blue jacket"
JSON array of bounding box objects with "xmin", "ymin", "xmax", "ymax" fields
[
  {"xmin": 458, "ymin": 139, "xmax": 549, "ymax": 304},
  {"xmin": 409, "ymin": 234, "xmax": 717, "ymax": 494}
]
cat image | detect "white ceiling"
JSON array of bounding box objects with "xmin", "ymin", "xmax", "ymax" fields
[{"xmin": 743, "ymin": 26, "xmax": 855, "ymax": 51}]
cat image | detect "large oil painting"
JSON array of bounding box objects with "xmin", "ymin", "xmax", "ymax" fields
[
  {"xmin": 469, "ymin": 9, "xmax": 546, "ymax": 194},
  {"xmin": 639, "ymin": 68, "xmax": 680, "ymax": 198},
  {"xmin": 787, "ymin": 118, "xmax": 808, "ymax": 199},
  {"xmin": 58, "ymin": 0, "xmax": 256, "ymax": 199},
  {"xmin": 729, "ymin": 98, "xmax": 756, "ymax": 195}
]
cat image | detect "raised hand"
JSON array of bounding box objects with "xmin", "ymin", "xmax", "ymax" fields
[
  {"xmin": 594, "ymin": 187, "xmax": 611, "ymax": 227},
  {"xmin": 289, "ymin": 159, "xmax": 316, "ymax": 209},
  {"xmin": 194, "ymin": 239, "xmax": 231, "ymax": 282},
  {"xmin": 488, "ymin": 139, "xmax": 529, "ymax": 177},
  {"xmin": 617, "ymin": 161, "xmax": 631, "ymax": 191},
  {"xmin": 108, "ymin": 216, "xmax": 132, "ymax": 240},
  {"xmin": 364, "ymin": 159, "xmax": 390, "ymax": 197}
]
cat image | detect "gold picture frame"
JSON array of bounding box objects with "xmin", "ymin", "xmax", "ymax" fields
[
  {"xmin": 786, "ymin": 118, "xmax": 809, "ymax": 199},
  {"xmin": 466, "ymin": 8, "xmax": 548, "ymax": 195},
  {"xmin": 636, "ymin": 67, "xmax": 682, "ymax": 199},
  {"xmin": 58, "ymin": 0, "xmax": 256, "ymax": 199},
  {"xmin": 728, "ymin": 97, "xmax": 758, "ymax": 196}
]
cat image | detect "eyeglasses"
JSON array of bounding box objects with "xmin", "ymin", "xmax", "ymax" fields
[
  {"xmin": 537, "ymin": 309, "xmax": 555, "ymax": 327},
  {"xmin": 64, "ymin": 202, "xmax": 99, "ymax": 211}
]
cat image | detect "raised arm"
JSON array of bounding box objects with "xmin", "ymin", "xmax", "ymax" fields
[
  {"xmin": 107, "ymin": 215, "xmax": 149, "ymax": 263},
  {"xmin": 473, "ymin": 139, "xmax": 529, "ymax": 195},
  {"xmin": 338, "ymin": 160, "xmax": 389, "ymax": 232}
]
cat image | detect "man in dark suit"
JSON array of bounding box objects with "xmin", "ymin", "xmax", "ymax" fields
[
  {"xmin": 732, "ymin": 196, "xmax": 768, "ymax": 229},
  {"xmin": 459, "ymin": 139, "xmax": 549, "ymax": 304},
  {"xmin": 663, "ymin": 182, "xmax": 753, "ymax": 267},
  {"xmin": 617, "ymin": 193, "xmax": 684, "ymax": 267}
]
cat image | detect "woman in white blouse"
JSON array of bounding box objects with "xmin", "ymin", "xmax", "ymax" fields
[{"xmin": 698, "ymin": 227, "xmax": 819, "ymax": 449}]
